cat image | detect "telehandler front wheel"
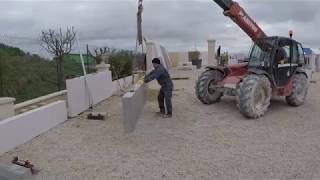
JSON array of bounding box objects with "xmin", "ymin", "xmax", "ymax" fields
[{"xmin": 238, "ymin": 75, "xmax": 272, "ymax": 119}]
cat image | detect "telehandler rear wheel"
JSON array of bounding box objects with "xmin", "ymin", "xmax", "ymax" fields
[{"xmin": 238, "ymin": 74, "xmax": 271, "ymax": 118}]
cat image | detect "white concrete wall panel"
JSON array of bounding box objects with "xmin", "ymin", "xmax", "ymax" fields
[
  {"xmin": 200, "ymin": 52, "xmax": 208, "ymax": 65},
  {"xmin": 0, "ymin": 101, "xmax": 67, "ymax": 155},
  {"xmin": 86, "ymin": 71, "xmax": 113, "ymax": 105},
  {"xmin": 66, "ymin": 70, "xmax": 113, "ymax": 117},
  {"xmin": 122, "ymin": 84, "xmax": 147, "ymax": 133},
  {"xmin": 208, "ymin": 39, "xmax": 217, "ymax": 66},
  {"xmin": 66, "ymin": 76, "xmax": 90, "ymax": 117}
]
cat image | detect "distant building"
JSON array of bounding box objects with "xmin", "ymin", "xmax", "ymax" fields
[{"xmin": 303, "ymin": 48, "xmax": 313, "ymax": 56}]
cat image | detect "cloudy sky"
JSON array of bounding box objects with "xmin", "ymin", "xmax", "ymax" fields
[{"xmin": 0, "ymin": 0, "xmax": 320, "ymax": 57}]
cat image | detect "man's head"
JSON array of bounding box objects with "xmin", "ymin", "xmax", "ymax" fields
[{"xmin": 152, "ymin": 58, "xmax": 161, "ymax": 68}]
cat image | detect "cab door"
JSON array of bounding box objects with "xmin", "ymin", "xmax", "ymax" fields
[
  {"xmin": 290, "ymin": 42, "xmax": 300, "ymax": 75},
  {"xmin": 274, "ymin": 40, "xmax": 300, "ymax": 87},
  {"xmin": 274, "ymin": 44, "xmax": 292, "ymax": 87}
]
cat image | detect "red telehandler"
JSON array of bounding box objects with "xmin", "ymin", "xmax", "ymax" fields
[{"xmin": 195, "ymin": 0, "xmax": 309, "ymax": 118}]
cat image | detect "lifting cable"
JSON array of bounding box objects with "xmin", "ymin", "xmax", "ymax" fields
[
  {"xmin": 131, "ymin": 0, "xmax": 145, "ymax": 85},
  {"xmin": 137, "ymin": 0, "xmax": 144, "ymax": 47}
]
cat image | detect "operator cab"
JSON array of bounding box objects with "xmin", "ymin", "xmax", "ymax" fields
[{"xmin": 248, "ymin": 36, "xmax": 305, "ymax": 87}]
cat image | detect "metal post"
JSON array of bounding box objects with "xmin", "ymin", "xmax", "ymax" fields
[
  {"xmin": 86, "ymin": 44, "xmax": 89, "ymax": 73},
  {"xmin": 76, "ymin": 34, "xmax": 93, "ymax": 108},
  {"xmin": 76, "ymin": 35, "xmax": 87, "ymax": 76}
]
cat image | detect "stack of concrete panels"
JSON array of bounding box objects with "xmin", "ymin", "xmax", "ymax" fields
[{"xmin": 122, "ymin": 84, "xmax": 147, "ymax": 133}]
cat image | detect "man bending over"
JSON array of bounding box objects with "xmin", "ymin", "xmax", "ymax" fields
[{"xmin": 144, "ymin": 58, "xmax": 174, "ymax": 118}]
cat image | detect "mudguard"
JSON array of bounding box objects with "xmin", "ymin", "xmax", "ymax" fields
[
  {"xmin": 296, "ymin": 67, "xmax": 309, "ymax": 79},
  {"xmin": 247, "ymin": 68, "xmax": 270, "ymax": 78},
  {"xmin": 205, "ymin": 65, "xmax": 231, "ymax": 77}
]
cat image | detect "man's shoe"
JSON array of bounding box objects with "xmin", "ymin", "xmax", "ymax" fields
[
  {"xmin": 159, "ymin": 108, "xmax": 166, "ymax": 114},
  {"xmin": 162, "ymin": 114, "xmax": 172, "ymax": 118},
  {"xmin": 156, "ymin": 111, "xmax": 165, "ymax": 115}
]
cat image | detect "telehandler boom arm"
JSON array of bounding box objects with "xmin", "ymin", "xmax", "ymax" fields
[{"xmin": 213, "ymin": 0, "xmax": 267, "ymax": 41}]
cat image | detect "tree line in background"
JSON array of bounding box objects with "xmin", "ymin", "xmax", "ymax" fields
[{"xmin": 0, "ymin": 27, "xmax": 135, "ymax": 103}]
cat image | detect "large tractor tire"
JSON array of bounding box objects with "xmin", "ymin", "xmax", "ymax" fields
[
  {"xmin": 238, "ymin": 74, "xmax": 272, "ymax": 119},
  {"xmin": 195, "ymin": 69, "xmax": 223, "ymax": 104},
  {"xmin": 286, "ymin": 73, "xmax": 308, "ymax": 106}
]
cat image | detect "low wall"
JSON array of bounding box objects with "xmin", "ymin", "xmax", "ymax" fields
[
  {"xmin": 0, "ymin": 101, "xmax": 67, "ymax": 155},
  {"xmin": 14, "ymin": 90, "xmax": 67, "ymax": 115},
  {"xmin": 66, "ymin": 70, "xmax": 113, "ymax": 117},
  {"xmin": 14, "ymin": 90, "xmax": 67, "ymax": 110},
  {"xmin": 122, "ymin": 83, "xmax": 147, "ymax": 133}
]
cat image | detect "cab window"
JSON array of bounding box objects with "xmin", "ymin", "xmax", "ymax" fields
[
  {"xmin": 292, "ymin": 44, "xmax": 299, "ymax": 64},
  {"xmin": 297, "ymin": 44, "xmax": 305, "ymax": 64}
]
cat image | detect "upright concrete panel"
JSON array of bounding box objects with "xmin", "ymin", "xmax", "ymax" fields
[
  {"xmin": 208, "ymin": 39, "xmax": 217, "ymax": 66},
  {"xmin": 200, "ymin": 51, "xmax": 209, "ymax": 65},
  {"xmin": 66, "ymin": 70, "xmax": 113, "ymax": 117},
  {"xmin": 0, "ymin": 101, "xmax": 67, "ymax": 155},
  {"xmin": 66, "ymin": 76, "xmax": 90, "ymax": 117},
  {"xmin": 122, "ymin": 84, "xmax": 147, "ymax": 133},
  {"xmin": 86, "ymin": 70, "xmax": 113, "ymax": 105}
]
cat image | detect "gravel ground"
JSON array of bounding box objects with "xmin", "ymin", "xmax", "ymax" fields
[{"xmin": 1, "ymin": 70, "xmax": 320, "ymax": 180}]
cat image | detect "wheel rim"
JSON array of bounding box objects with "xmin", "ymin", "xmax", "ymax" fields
[
  {"xmin": 296, "ymin": 79, "xmax": 307, "ymax": 101},
  {"xmin": 208, "ymin": 80, "xmax": 217, "ymax": 94}
]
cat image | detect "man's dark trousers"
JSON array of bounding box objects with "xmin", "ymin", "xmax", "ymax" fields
[{"xmin": 158, "ymin": 87, "xmax": 173, "ymax": 115}]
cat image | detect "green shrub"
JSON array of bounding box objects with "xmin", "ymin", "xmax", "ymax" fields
[
  {"xmin": 109, "ymin": 50, "xmax": 133, "ymax": 80},
  {"xmin": 0, "ymin": 43, "xmax": 134, "ymax": 102}
]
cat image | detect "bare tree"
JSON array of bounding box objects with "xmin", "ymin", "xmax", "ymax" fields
[
  {"xmin": 88, "ymin": 47, "xmax": 114, "ymax": 64},
  {"xmin": 40, "ymin": 27, "xmax": 76, "ymax": 90}
]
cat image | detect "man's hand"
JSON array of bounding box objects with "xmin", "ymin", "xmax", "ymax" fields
[{"xmin": 137, "ymin": 75, "xmax": 145, "ymax": 85}]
